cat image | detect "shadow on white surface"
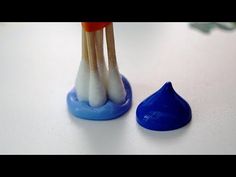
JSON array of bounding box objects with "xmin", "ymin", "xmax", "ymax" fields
[
  {"xmin": 136, "ymin": 120, "xmax": 192, "ymax": 141},
  {"xmin": 67, "ymin": 109, "xmax": 132, "ymax": 154}
]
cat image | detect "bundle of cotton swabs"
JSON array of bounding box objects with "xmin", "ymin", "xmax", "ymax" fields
[{"xmin": 75, "ymin": 23, "xmax": 126, "ymax": 107}]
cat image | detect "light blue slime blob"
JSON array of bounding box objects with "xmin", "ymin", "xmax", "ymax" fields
[{"xmin": 67, "ymin": 75, "xmax": 132, "ymax": 120}]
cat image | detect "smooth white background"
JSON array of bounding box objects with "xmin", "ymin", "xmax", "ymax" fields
[{"xmin": 0, "ymin": 22, "xmax": 236, "ymax": 154}]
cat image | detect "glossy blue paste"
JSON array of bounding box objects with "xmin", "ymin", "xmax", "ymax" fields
[{"xmin": 136, "ymin": 82, "xmax": 191, "ymax": 131}]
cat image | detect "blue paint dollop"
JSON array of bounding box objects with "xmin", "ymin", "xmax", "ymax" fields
[{"xmin": 136, "ymin": 82, "xmax": 192, "ymax": 131}]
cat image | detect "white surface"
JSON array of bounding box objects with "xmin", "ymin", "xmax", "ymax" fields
[{"xmin": 0, "ymin": 22, "xmax": 236, "ymax": 154}]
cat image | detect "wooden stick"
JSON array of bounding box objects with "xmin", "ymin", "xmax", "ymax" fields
[
  {"xmin": 95, "ymin": 29, "xmax": 105, "ymax": 64},
  {"xmin": 105, "ymin": 23, "xmax": 119, "ymax": 70},
  {"xmin": 95, "ymin": 28, "xmax": 108, "ymax": 87},
  {"xmin": 86, "ymin": 31, "xmax": 98, "ymax": 72},
  {"xmin": 82, "ymin": 28, "xmax": 89, "ymax": 63}
]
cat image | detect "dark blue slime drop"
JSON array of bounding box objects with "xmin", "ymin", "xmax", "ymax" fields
[{"xmin": 136, "ymin": 82, "xmax": 192, "ymax": 131}]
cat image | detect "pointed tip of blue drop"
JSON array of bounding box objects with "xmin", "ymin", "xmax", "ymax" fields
[
  {"xmin": 163, "ymin": 81, "xmax": 173, "ymax": 90},
  {"xmin": 158, "ymin": 81, "xmax": 176, "ymax": 95},
  {"xmin": 164, "ymin": 81, "xmax": 172, "ymax": 86}
]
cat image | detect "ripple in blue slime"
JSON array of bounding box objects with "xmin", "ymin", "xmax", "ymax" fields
[{"xmin": 136, "ymin": 82, "xmax": 192, "ymax": 131}]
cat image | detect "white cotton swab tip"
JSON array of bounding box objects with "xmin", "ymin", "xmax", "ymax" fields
[
  {"xmin": 75, "ymin": 59, "xmax": 90, "ymax": 101},
  {"xmin": 89, "ymin": 71, "xmax": 107, "ymax": 107},
  {"xmin": 107, "ymin": 68, "xmax": 126, "ymax": 104}
]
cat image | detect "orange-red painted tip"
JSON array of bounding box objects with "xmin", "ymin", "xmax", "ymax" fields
[{"xmin": 82, "ymin": 22, "xmax": 111, "ymax": 32}]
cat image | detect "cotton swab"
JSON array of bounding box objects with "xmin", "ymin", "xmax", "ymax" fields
[
  {"xmin": 105, "ymin": 23, "xmax": 126, "ymax": 104},
  {"xmin": 67, "ymin": 22, "xmax": 132, "ymax": 120},
  {"xmin": 86, "ymin": 31, "xmax": 107, "ymax": 107},
  {"xmin": 75, "ymin": 29, "xmax": 90, "ymax": 101}
]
